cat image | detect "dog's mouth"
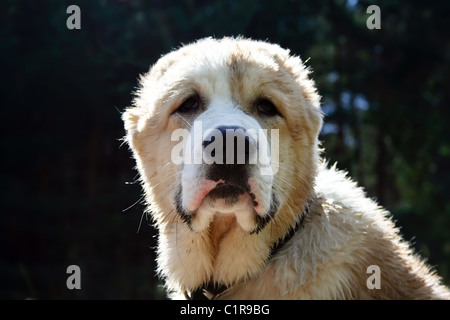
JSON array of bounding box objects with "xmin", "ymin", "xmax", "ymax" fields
[
  {"xmin": 206, "ymin": 180, "xmax": 261, "ymax": 208},
  {"xmin": 175, "ymin": 179, "xmax": 277, "ymax": 234},
  {"xmin": 206, "ymin": 183, "xmax": 247, "ymax": 205}
]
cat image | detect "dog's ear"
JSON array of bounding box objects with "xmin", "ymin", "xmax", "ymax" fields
[
  {"xmin": 122, "ymin": 42, "xmax": 193, "ymax": 135},
  {"xmin": 281, "ymin": 54, "xmax": 323, "ymax": 144},
  {"xmin": 300, "ymin": 80, "xmax": 323, "ymax": 144},
  {"xmin": 122, "ymin": 106, "xmax": 140, "ymax": 133},
  {"xmin": 121, "ymin": 106, "xmax": 143, "ymax": 154},
  {"xmin": 259, "ymin": 43, "xmax": 323, "ymax": 144}
]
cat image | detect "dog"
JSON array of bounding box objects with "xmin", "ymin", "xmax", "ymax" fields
[{"xmin": 122, "ymin": 37, "xmax": 450, "ymax": 299}]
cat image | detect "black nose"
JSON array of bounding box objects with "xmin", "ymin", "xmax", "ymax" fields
[
  {"xmin": 202, "ymin": 126, "xmax": 254, "ymax": 165},
  {"xmin": 202, "ymin": 126, "xmax": 256, "ymax": 184}
]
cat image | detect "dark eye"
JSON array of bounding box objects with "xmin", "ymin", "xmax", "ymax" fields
[
  {"xmin": 255, "ymin": 98, "xmax": 280, "ymax": 117},
  {"xmin": 176, "ymin": 95, "xmax": 200, "ymax": 114}
]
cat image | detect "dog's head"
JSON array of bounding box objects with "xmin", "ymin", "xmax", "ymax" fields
[{"xmin": 123, "ymin": 36, "xmax": 322, "ymax": 251}]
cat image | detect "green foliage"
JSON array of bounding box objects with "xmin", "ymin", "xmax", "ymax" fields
[{"xmin": 1, "ymin": 0, "xmax": 449, "ymax": 298}]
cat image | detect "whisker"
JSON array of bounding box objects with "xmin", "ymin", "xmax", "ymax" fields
[
  {"xmin": 124, "ymin": 172, "xmax": 141, "ymax": 185},
  {"xmin": 136, "ymin": 209, "xmax": 147, "ymax": 234},
  {"xmin": 174, "ymin": 208, "xmax": 191, "ymax": 279},
  {"xmin": 122, "ymin": 195, "xmax": 145, "ymax": 213},
  {"xmin": 126, "ymin": 171, "xmax": 181, "ymax": 214},
  {"xmin": 276, "ymin": 175, "xmax": 295, "ymax": 189},
  {"xmin": 273, "ymin": 182, "xmax": 298, "ymax": 223},
  {"xmin": 271, "ymin": 160, "xmax": 301, "ymax": 175},
  {"xmin": 160, "ymin": 207, "xmax": 177, "ymax": 227},
  {"xmin": 162, "ymin": 161, "xmax": 175, "ymax": 170},
  {"xmin": 174, "ymin": 112, "xmax": 192, "ymax": 127},
  {"xmin": 151, "ymin": 171, "xmax": 182, "ymax": 190},
  {"xmin": 158, "ymin": 184, "xmax": 182, "ymax": 226},
  {"xmin": 271, "ymin": 161, "xmax": 311, "ymax": 186}
]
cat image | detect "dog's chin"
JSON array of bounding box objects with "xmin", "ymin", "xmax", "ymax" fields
[{"xmin": 176, "ymin": 184, "xmax": 277, "ymax": 234}]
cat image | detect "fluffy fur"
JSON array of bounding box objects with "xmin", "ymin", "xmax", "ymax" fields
[{"xmin": 122, "ymin": 37, "xmax": 450, "ymax": 299}]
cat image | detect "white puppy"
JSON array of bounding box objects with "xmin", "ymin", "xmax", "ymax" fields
[{"xmin": 123, "ymin": 37, "xmax": 450, "ymax": 299}]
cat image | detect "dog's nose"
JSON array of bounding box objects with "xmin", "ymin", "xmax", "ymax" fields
[
  {"xmin": 202, "ymin": 126, "xmax": 256, "ymax": 184},
  {"xmin": 202, "ymin": 126, "xmax": 254, "ymax": 165}
]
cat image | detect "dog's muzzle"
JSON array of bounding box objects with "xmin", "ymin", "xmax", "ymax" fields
[{"xmin": 176, "ymin": 123, "xmax": 277, "ymax": 233}]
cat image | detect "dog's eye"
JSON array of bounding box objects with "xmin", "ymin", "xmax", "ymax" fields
[
  {"xmin": 255, "ymin": 98, "xmax": 280, "ymax": 117},
  {"xmin": 176, "ymin": 95, "xmax": 200, "ymax": 114}
]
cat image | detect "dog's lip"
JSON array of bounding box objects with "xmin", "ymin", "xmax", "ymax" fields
[
  {"xmin": 209, "ymin": 183, "xmax": 244, "ymax": 195},
  {"xmin": 185, "ymin": 179, "xmax": 257, "ymax": 212},
  {"xmin": 185, "ymin": 179, "xmax": 225, "ymax": 212}
]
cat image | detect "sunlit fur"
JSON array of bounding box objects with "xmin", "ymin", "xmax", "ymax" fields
[{"xmin": 123, "ymin": 37, "xmax": 450, "ymax": 299}]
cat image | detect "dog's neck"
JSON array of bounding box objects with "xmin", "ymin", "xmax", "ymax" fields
[{"xmin": 184, "ymin": 197, "xmax": 315, "ymax": 300}]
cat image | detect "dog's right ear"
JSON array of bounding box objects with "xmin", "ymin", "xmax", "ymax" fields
[
  {"xmin": 122, "ymin": 107, "xmax": 140, "ymax": 134},
  {"xmin": 121, "ymin": 107, "xmax": 141, "ymax": 152}
]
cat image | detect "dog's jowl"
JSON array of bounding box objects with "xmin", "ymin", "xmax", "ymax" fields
[{"xmin": 122, "ymin": 37, "xmax": 450, "ymax": 299}]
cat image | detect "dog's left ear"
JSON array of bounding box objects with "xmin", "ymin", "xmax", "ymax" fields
[
  {"xmin": 264, "ymin": 43, "xmax": 323, "ymax": 144},
  {"xmin": 284, "ymin": 55, "xmax": 323, "ymax": 144},
  {"xmin": 301, "ymin": 85, "xmax": 323, "ymax": 144}
]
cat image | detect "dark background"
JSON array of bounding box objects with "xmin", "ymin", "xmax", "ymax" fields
[{"xmin": 1, "ymin": 0, "xmax": 449, "ymax": 299}]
